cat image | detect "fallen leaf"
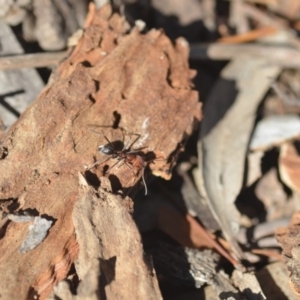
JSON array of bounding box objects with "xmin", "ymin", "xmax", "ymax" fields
[
  {"xmin": 279, "ymin": 141, "xmax": 300, "ymax": 194},
  {"xmin": 197, "ymin": 54, "xmax": 281, "ymax": 259}
]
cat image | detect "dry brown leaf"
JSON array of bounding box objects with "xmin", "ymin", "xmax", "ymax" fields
[
  {"xmin": 218, "ymin": 25, "xmax": 278, "ymax": 44},
  {"xmin": 251, "ymin": 249, "xmax": 283, "ymax": 261},
  {"xmin": 157, "ymin": 204, "xmax": 238, "ymax": 265},
  {"xmin": 279, "ymin": 141, "xmax": 300, "ymax": 194}
]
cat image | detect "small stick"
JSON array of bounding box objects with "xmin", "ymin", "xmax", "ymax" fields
[
  {"xmin": 0, "ymin": 52, "xmax": 66, "ymax": 70},
  {"xmin": 86, "ymin": 156, "xmax": 110, "ymax": 170},
  {"xmin": 190, "ymin": 43, "xmax": 300, "ymax": 68},
  {"xmin": 271, "ymin": 81, "xmax": 300, "ymax": 107}
]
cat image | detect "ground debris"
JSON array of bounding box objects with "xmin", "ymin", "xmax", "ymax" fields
[
  {"xmin": 149, "ymin": 242, "xmax": 219, "ymax": 288},
  {"xmin": 3, "ymin": 0, "xmax": 300, "ymax": 299}
]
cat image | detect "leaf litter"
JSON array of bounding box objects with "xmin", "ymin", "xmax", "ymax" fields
[{"xmin": 2, "ymin": 1, "xmax": 300, "ymax": 299}]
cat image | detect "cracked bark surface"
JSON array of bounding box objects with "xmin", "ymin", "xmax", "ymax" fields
[{"xmin": 0, "ymin": 4, "xmax": 201, "ymax": 299}]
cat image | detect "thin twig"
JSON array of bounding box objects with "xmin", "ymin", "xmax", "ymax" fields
[
  {"xmin": 218, "ymin": 26, "xmax": 278, "ymax": 44},
  {"xmin": 271, "ymin": 82, "xmax": 300, "ymax": 107},
  {"xmin": 241, "ymin": 3, "xmax": 300, "ymax": 50},
  {"xmin": 0, "ymin": 52, "xmax": 66, "ymax": 70},
  {"xmin": 190, "ymin": 43, "xmax": 300, "ymax": 68},
  {"xmin": 229, "ymin": 0, "xmax": 250, "ymax": 34}
]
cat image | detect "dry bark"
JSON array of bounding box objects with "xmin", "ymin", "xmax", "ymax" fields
[
  {"xmin": 0, "ymin": 4, "xmax": 201, "ymax": 299},
  {"xmin": 276, "ymin": 212, "xmax": 300, "ymax": 298}
]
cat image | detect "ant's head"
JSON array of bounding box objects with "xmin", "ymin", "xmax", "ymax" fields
[{"xmin": 98, "ymin": 144, "xmax": 115, "ymax": 155}]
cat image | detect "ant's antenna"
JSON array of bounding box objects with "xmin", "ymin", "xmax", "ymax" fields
[
  {"xmin": 86, "ymin": 156, "xmax": 110, "ymax": 170},
  {"xmin": 88, "ymin": 128, "xmax": 113, "ymax": 147}
]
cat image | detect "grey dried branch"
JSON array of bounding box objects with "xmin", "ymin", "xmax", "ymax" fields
[
  {"xmin": 0, "ymin": 52, "xmax": 66, "ymax": 70},
  {"xmin": 190, "ymin": 43, "xmax": 300, "ymax": 68}
]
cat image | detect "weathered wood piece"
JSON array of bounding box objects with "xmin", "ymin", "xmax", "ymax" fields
[
  {"xmin": 72, "ymin": 177, "xmax": 162, "ymax": 300},
  {"xmin": 0, "ymin": 4, "xmax": 201, "ymax": 299}
]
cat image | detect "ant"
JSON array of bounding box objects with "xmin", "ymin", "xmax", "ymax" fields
[{"xmin": 87, "ymin": 129, "xmax": 151, "ymax": 195}]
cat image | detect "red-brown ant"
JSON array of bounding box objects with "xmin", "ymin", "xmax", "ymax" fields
[{"xmin": 87, "ymin": 129, "xmax": 150, "ymax": 195}]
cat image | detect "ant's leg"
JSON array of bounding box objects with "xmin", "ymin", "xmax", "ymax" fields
[
  {"xmin": 117, "ymin": 160, "xmax": 126, "ymax": 169},
  {"xmin": 89, "ymin": 129, "xmax": 115, "ymax": 150},
  {"xmin": 127, "ymin": 146, "xmax": 148, "ymax": 153},
  {"xmin": 124, "ymin": 161, "xmax": 136, "ymax": 176},
  {"xmin": 128, "ymin": 133, "xmax": 141, "ymax": 149},
  {"xmin": 86, "ymin": 156, "xmax": 111, "ymax": 170},
  {"xmin": 105, "ymin": 158, "xmax": 124, "ymax": 173},
  {"xmin": 122, "ymin": 131, "xmax": 141, "ymax": 150}
]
